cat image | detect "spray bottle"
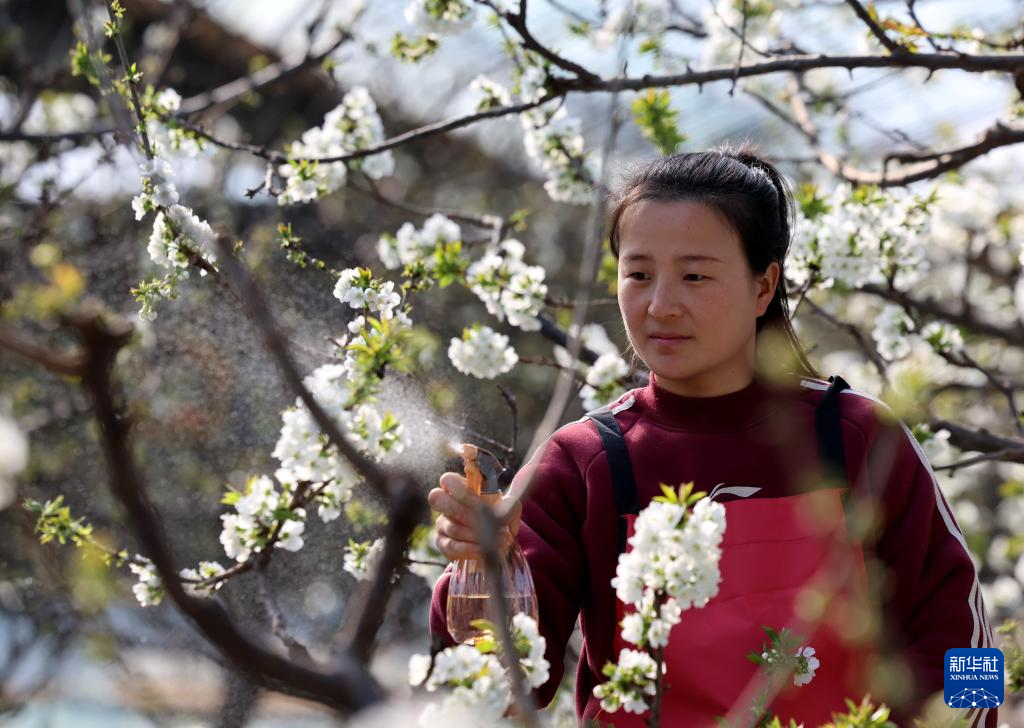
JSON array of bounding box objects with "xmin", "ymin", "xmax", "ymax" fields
[{"xmin": 446, "ymin": 443, "xmax": 538, "ymax": 645}]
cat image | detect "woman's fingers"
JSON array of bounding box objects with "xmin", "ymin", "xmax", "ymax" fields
[
  {"xmin": 435, "ymin": 534, "xmax": 483, "ymax": 561},
  {"xmin": 435, "ymin": 514, "xmax": 479, "ymax": 544},
  {"xmin": 432, "ymin": 471, "xmax": 516, "ymax": 560},
  {"xmin": 428, "ymin": 488, "xmax": 474, "ymax": 525},
  {"xmin": 434, "ymin": 513, "xmax": 514, "ymax": 560},
  {"xmin": 439, "ymin": 471, "xmax": 470, "ymax": 500}
]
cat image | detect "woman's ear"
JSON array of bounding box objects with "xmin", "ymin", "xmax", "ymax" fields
[{"xmin": 755, "ymin": 261, "xmax": 781, "ymax": 317}]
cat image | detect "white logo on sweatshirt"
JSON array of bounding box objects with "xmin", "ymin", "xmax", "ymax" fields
[{"xmin": 708, "ymin": 482, "xmax": 762, "ymax": 501}]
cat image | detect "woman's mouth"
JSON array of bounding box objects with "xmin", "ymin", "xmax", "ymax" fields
[{"xmin": 648, "ymin": 334, "xmax": 692, "ymax": 347}]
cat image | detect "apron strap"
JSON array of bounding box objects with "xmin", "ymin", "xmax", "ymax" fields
[
  {"xmin": 586, "ymin": 406, "xmax": 639, "ymax": 555},
  {"xmin": 814, "ymin": 374, "xmax": 851, "ymax": 489},
  {"xmin": 588, "ymin": 375, "xmax": 853, "ymax": 556}
]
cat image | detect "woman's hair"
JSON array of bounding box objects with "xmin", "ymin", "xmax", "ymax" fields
[{"xmin": 607, "ymin": 142, "xmax": 822, "ymax": 380}]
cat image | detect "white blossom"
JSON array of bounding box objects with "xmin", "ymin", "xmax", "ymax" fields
[
  {"xmin": 521, "ymin": 107, "xmax": 597, "ymax": 205},
  {"xmin": 793, "ymin": 645, "xmax": 820, "ymax": 686},
  {"xmin": 154, "ymin": 88, "xmax": 182, "ymax": 113},
  {"xmin": 872, "ymin": 304, "xmax": 915, "ymax": 360},
  {"xmin": 790, "ymin": 184, "xmax": 932, "ymax": 291},
  {"xmin": 466, "ymin": 239, "xmax": 547, "ymax": 331},
  {"xmin": 344, "ymin": 537, "xmax": 385, "ymax": 580},
  {"xmin": 579, "ymin": 352, "xmax": 630, "ymax": 411},
  {"xmin": 0, "ymin": 412, "xmax": 28, "ymax": 510},
  {"xmin": 23, "ymin": 93, "xmax": 97, "ymax": 134},
  {"xmin": 333, "ymin": 267, "xmax": 404, "ymax": 320},
  {"xmin": 407, "ymin": 613, "xmax": 548, "ymax": 725},
  {"xmin": 378, "ymin": 214, "xmax": 463, "ymax": 272},
  {"xmin": 920, "ymin": 321, "xmax": 964, "ymax": 353},
  {"xmin": 418, "ymin": 644, "xmax": 510, "ymax": 723},
  {"xmin": 404, "ymin": 0, "xmax": 475, "ymax": 35},
  {"xmin": 272, "ymin": 364, "xmax": 408, "ymax": 521},
  {"xmin": 129, "ymin": 557, "xmax": 164, "ymax": 607},
  {"xmin": 180, "ymin": 561, "xmax": 226, "ymax": 598},
  {"xmin": 592, "ymin": 648, "xmax": 660, "ymax": 715},
  {"xmin": 448, "ymin": 325, "xmax": 518, "ymax": 379},
  {"xmin": 218, "ymin": 475, "xmax": 306, "ymax": 562},
  {"xmin": 278, "ymin": 86, "xmax": 393, "ymax": 205},
  {"xmin": 469, "ymin": 75, "xmax": 512, "ymax": 110},
  {"xmin": 599, "ymin": 494, "xmax": 726, "ymax": 712},
  {"xmin": 146, "ymin": 201, "xmax": 217, "ymax": 271},
  {"xmin": 511, "ymin": 613, "xmax": 549, "ymax": 688}
]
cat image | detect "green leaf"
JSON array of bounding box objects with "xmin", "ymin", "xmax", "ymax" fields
[
  {"xmin": 390, "ymin": 32, "xmax": 440, "ymax": 63},
  {"xmin": 470, "ymin": 618, "xmax": 495, "ymax": 633},
  {"xmin": 630, "ymin": 89, "xmax": 686, "ymax": 155}
]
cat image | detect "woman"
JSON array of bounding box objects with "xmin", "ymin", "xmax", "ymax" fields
[{"xmin": 427, "ymin": 147, "xmax": 996, "ymax": 727}]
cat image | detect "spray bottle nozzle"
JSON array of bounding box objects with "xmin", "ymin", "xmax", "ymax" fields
[{"xmin": 453, "ymin": 442, "xmax": 505, "ymax": 495}]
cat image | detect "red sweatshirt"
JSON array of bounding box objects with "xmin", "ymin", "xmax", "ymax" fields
[{"xmin": 429, "ymin": 373, "xmax": 997, "ymax": 727}]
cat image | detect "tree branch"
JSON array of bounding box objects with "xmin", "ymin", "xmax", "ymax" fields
[
  {"xmin": 67, "ymin": 305, "xmax": 382, "ymax": 713},
  {"xmin": 210, "ymin": 234, "xmax": 428, "ymax": 663},
  {"xmin": 0, "ymin": 323, "xmax": 85, "ymax": 377},
  {"xmin": 930, "ymin": 418, "xmax": 1024, "ymax": 465}
]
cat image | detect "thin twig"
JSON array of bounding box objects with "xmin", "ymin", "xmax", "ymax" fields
[
  {"xmin": 933, "ymin": 448, "xmax": 1020, "ymax": 473},
  {"xmin": 476, "ymin": 504, "xmax": 540, "ymax": 727},
  {"xmin": 843, "ymin": 0, "xmax": 906, "ymax": 55}
]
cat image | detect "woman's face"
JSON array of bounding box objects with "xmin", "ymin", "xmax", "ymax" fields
[{"xmin": 616, "ymin": 199, "xmax": 779, "ymax": 397}]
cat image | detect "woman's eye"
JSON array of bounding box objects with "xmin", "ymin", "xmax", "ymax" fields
[
  {"xmin": 684, "ymin": 273, "xmax": 706, "ymax": 282},
  {"xmin": 626, "ymin": 271, "xmax": 650, "ymax": 281}
]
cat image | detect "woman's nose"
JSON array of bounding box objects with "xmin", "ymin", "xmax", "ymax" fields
[{"xmin": 647, "ymin": 280, "xmax": 684, "ymax": 319}]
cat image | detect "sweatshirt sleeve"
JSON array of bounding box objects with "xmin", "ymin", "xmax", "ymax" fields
[
  {"xmin": 429, "ymin": 431, "xmax": 589, "ymax": 708},
  {"xmin": 866, "ymin": 415, "xmax": 997, "ymax": 728}
]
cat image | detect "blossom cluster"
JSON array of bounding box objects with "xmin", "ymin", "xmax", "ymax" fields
[
  {"xmin": 592, "ymin": 648, "xmax": 660, "ymax": 715},
  {"xmin": 408, "ymin": 613, "xmax": 549, "ymax": 726},
  {"xmin": 468, "ymin": 64, "xmax": 597, "ymax": 204},
  {"xmin": 448, "ymin": 324, "xmax": 519, "ymax": 379},
  {"xmin": 749, "ymin": 626, "xmax": 821, "ymax": 689},
  {"xmin": 273, "ymin": 362, "xmax": 409, "ymax": 523},
  {"xmin": 146, "ymin": 88, "xmax": 204, "ymax": 158},
  {"xmin": 521, "ymin": 106, "xmax": 599, "ymax": 205},
  {"xmin": 377, "ymin": 213, "xmax": 464, "ymax": 272},
  {"xmin": 404, "ymin": 0, "xmax": 476, "ymax": 35},
  {"xmin": 129, "ymin": 556, "xmax": 227, "ymax": 607},
  {"xmin": 469, "ymin": 74, "xmax": 512, "ymax": 111},
  {"xmin": 595, "ymin": 487, "xmax": 727, "ymax": 714},
  {"xmin": 334, "ymin": 267, "xmax": 403, "ymax": 320},
  {"xmin": 218, "ymin": 474, "xmax": 306, "ymax": 563},
  {"xmin": 343, "ymin": 537, "xmax": 385, "ymax": 580},
  {"xmin": 277, "ymin": 86, "xmax": 394, "ymax": 205},
  {"xmin": 872, "ymin": 303, "xmax": 916, "ymax": 361},
  {"xmin": 180, "ymin": 560, "xmax": 227, "ymax": 598},
  {"xmin": 790, "ymin": 184, "xmax": 933, "ymax": 292},
  {"xmin": 580, "ymin": 352, "xmax": 630, "ymax": 411},
  {"xmin": 129, "ymin": 556, "xmax": 165, "ymax": 607},
  {"xmin": 611, "ymin": 495, "xmax": 726, "ymax": 609},
  {"xmin": 130, "ymin": 154, "xmax": 219, "ymax": 320},
  {"xmin": 552, "ymin": 323, "xmax": 631, "ymax": 410},
  {"xmin": 466, "ymin": 239, "xmax": 547, "ymax": 331}
]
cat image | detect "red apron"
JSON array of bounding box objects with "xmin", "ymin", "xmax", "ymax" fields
[{"xmin": 592, "ymin": 488, "xmax": 875, "ymax": 727}]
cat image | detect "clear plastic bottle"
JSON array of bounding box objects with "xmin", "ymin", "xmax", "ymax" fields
[{"xmin": 446, "ymin": 444, "xmax": 538, "ymax": 645}]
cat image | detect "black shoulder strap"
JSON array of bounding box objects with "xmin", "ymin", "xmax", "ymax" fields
[
  {"xmin": 815, "ymin": 375, "xmax": 851, "ymax": 489},
  {"xmin": 586, "ymin": 406, "xmax": 639, "ymax": 555}
]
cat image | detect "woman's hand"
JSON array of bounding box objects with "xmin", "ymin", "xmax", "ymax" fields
[{"xmin": 428, "ymin": 472, "xmax": 523, "ymax": 561}]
